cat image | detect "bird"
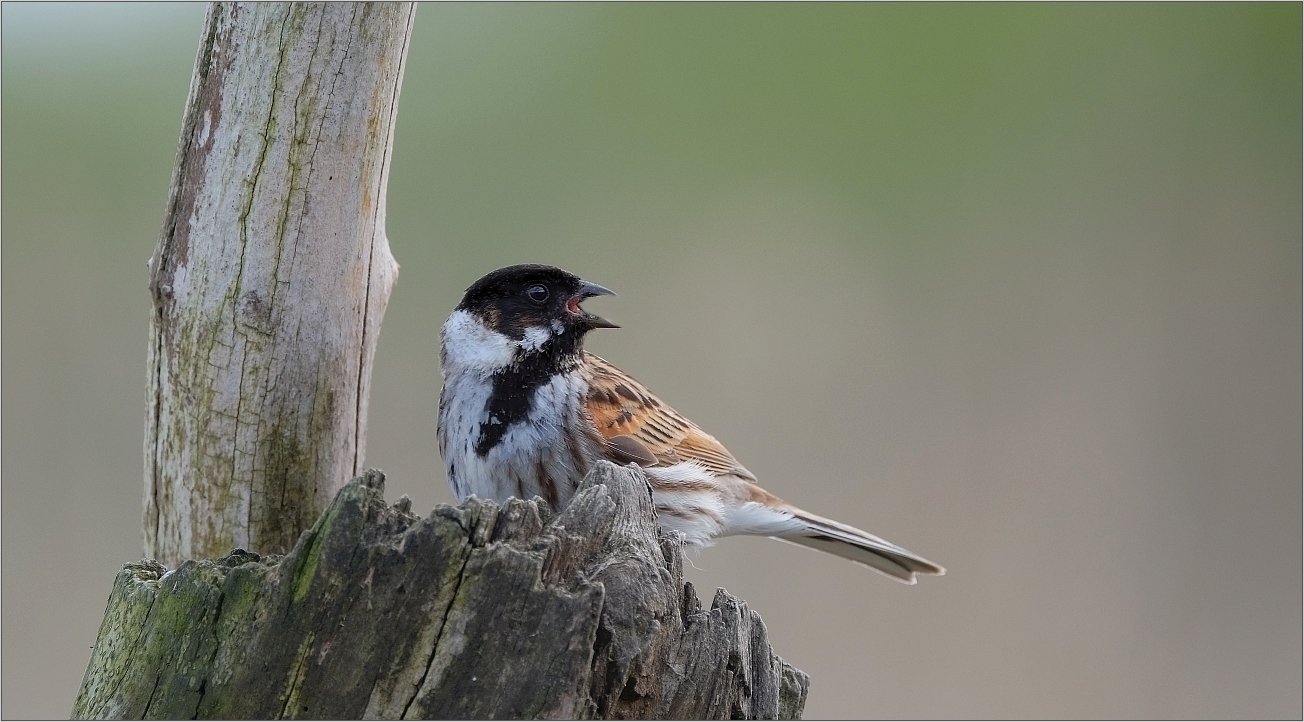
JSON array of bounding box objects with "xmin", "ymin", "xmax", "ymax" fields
[{"xmin": 437, "ymin": 263, "xmax": 945, "ymax": 584}]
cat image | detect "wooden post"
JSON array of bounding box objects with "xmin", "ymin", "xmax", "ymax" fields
[
  {"xmin": 74, "ymin": 463, "xmax": 810, "ymax": 720},
  {"xmin": 143, "ymin": 2, "xmax": 414, "ymax": 566}
]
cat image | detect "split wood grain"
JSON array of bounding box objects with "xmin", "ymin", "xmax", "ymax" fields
[{"xmin": 76, "ymin": 462, "xmax": 810, "ymax": 720}]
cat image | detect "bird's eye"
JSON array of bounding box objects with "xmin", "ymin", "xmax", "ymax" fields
[{"xmin": 525, "ymin": 284, "xmax": 549, "ymax": 303}]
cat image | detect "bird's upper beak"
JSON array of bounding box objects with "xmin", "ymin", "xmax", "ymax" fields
[
  {"xmin": 576, "ymin": 280, "xmax": 619, "ymax": 329},
  {"xmin": 579, "ymin": 280, "xmax": 616, "ymax": 299}
]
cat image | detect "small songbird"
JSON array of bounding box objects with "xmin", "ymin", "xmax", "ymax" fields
[{"xmin": 438, "ymin": 264, "xmax": 945, "ymax": 583}]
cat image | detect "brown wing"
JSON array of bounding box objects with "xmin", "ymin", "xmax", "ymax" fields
[{"xmin": 581, "ymin": 353, "xmax": 756, "ymax": 480}]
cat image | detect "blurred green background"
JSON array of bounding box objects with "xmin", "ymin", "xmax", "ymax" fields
[{"xmin": 3, "ymin": 2, "xmax": 1300, "ymax": 718}]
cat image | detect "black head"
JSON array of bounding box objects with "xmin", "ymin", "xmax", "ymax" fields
[{"xmin": 456, "ymin": 264, "xmax": 617, "ymax": 347}]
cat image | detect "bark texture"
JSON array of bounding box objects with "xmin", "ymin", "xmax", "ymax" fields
[
  {"xmin": 75, "ymin": 462, "xmax": 810, "ymax": 720},
  {"xmin": 144, "ymin": 2, "xmax": 414, "ymax": 566}
]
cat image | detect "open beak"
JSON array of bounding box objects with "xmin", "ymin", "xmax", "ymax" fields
[{"xmin": 576, "ymin": 279, "xmax": 619, "ymax": 328}]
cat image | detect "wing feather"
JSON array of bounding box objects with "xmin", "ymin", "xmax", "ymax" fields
[{"xmin": 582, "ymin": 354, "xmax": 755, "ymax": 479}]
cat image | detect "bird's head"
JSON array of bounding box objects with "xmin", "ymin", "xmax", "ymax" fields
[{"xmin": 443, "ymin": 264, "xmax": 617, "ymax": 370}]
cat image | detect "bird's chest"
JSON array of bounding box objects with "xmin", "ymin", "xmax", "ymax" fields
[{"xmin": 438, "ymin": 370, "xmax": 597, "ymax": 508}]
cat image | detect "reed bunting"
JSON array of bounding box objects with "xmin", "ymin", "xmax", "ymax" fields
[{"xmin": 437, "ymin": 264, "xmax": 944, "ymax": 583}]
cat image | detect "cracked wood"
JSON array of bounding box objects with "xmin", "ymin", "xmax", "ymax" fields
[
  {"xmin": 73, "ymin": 463, "xmax": 810, "ymax": 720},
  {"xmin": 144, "ymin": 2, "xmax": 414, "ymax": 566}
]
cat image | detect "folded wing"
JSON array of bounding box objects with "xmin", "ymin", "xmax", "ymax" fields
[
  {"xmin": 581, "ymin": 353, "xmax": 945, "ymax": 583},
  {"xmin": 581, "ymin": 353, "xmax": 756, "ymax": 479}
]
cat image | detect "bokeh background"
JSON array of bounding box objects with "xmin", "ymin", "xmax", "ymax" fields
[{"xmin": 3, "ymin": 3, "xmax": 1300, "ymax": 718}]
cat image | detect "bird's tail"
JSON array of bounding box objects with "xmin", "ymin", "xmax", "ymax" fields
[{"xmin": 775, "ymin": 508, "xmax": 946, "ymax": 585}]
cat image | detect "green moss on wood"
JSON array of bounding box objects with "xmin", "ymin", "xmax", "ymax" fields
[{"xmin": 77, "ymin": 466, "xmax": 810, "ymax": 720}]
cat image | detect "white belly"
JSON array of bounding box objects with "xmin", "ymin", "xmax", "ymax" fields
[{"xmin": 438, "ymin": 370, "xmax": 597, "ymax": 508}]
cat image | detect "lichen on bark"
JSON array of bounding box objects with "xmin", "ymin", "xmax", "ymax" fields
[
  {"xmin": 144, "ymin": 2, "xmax": 413, "ymax": 567},
  {"xmin": 76, "ymin": 463, "xmax": 809, "ymax": 720}
]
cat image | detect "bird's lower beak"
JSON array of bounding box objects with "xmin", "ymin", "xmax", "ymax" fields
[
  {"xmin": 584, "ymin": 313, "xmax": 620, "ymax": 329},
  {"xmin": 577, "ymin": 279, "xmax": 618, "ymax": 328}
]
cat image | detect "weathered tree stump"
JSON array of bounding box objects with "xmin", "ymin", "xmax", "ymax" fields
[{"xmin": 74, "ymin": 462, "xmax": 810, "ymax": 720}]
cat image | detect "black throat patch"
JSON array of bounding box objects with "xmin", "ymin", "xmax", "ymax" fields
[{"xmin": 474, "ymin": 341, "xmax": 581, "ymax": 457}]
